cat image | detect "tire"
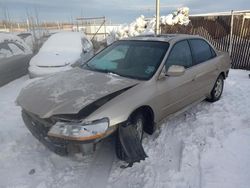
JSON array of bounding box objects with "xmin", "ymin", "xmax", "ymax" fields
[
  {"xmin": 206, "ymin": 74, "xmax": 224, "ymax": 102},
  {"xmin": 115, "ymin": 113, "xmax": 145, "ymax": 161}
]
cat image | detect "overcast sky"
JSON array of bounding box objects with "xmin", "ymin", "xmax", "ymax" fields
[{"xmin": 0, "ymin": 0, "xmax": 249, "ymax": 23}]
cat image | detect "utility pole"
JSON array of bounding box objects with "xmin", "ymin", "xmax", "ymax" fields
[{"xmin": 155, "ymin": 0, "xmax": 160, "ymax": 35}]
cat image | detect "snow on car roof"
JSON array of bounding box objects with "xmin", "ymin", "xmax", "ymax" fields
[
  {"xmin": 0, "ymin": 32, "xmax": 32, "ymax": 54},
  {"xmin": 39, "ymin": 32, "xmax": 88, "ymax": 53},
  {"xmin": 0, "ymin": 32, "xmax": 19, "ymax": 43}
]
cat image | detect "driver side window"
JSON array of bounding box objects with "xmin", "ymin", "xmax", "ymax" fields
[{"xmin": 165, "ymin": 40, "xmax": 192, "ymax": 71}]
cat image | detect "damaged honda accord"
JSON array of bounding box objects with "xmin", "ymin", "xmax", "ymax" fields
[{"xmin": 16, "ymin": 34, "xmax": 231, "ymax": 165}]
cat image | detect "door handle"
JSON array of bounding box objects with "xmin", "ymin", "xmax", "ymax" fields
[
  {"xmin": 193, "ymin": 72, "xmax": 206, "ymax": 81},
  {"xmin": 197, "ymin": 72, "xmax": 206, "ymax": 78}
]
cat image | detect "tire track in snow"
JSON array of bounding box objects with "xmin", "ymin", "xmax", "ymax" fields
[{"xmin": 83, "ymin": 138, "xmax": 115, "ymax": 188}]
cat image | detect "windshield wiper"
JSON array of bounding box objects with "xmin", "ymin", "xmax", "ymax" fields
[
  {"xmin": 83, "ymin": 64, "xmax": 117, "ymax": 75},
  {"xmin": 83, "ymin": 64, "xmax": 145, "ymax": 80},
  {"xmin": 99, "ymin": 69, "xmax": 123, "ymax": 77}
]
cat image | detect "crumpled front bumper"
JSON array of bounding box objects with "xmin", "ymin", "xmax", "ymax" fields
[
  {"xmin": 21, "ymin": 110, "xmax": 117, "ymax": 155},
  {"xmin": 22, "ymin": 110, "xmax": 68, "ymax": 155}
]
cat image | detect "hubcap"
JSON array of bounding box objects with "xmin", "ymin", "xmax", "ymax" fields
[
  {"xmin": 214, "ymin": 78, "xmax": 223, "ymax": 98},
  {"xmin": 134, "ymin": 118, "xmax": 143, "ymax": 140}
]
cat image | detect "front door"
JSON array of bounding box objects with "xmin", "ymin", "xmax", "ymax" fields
[{"xmin": 156, "ymin": 40, "xmax": 199, "ymax": 120}]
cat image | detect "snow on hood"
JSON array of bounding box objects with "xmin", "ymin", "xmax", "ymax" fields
[
  {"xmin": 16, "ymin": 68, "xmax": 139, "ymax": 118},
  {"xmin": 30, "ymin": 51, "xmax": 80, "ymax": 67},
  {"xmin": 107, "ymin": 7, "xmax": 190, "ymax": 44}
]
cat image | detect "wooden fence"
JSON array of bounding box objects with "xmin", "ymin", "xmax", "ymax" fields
[{"xmin": 161, "ymin": 13, "xmax": 250, "ymax": 70}]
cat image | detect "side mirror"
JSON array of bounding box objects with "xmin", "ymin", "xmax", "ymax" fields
[{"xmin": 166, "ymin": 65, "xmax": 185, "ymax": 77}]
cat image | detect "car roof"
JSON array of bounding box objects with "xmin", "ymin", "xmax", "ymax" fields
[{"xmin": 122, "ymin": 34, "xmax": 203, "ymax": 44}]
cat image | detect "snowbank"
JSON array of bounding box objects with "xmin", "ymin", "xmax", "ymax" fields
[{"xmin": 107, "ymin": 7, "xmax": 190, "ymax": 44}]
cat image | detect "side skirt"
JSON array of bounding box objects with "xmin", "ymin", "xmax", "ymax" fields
[{"xmin": 157, "ymin": 96, "xmax": 206, "ymax": 127}]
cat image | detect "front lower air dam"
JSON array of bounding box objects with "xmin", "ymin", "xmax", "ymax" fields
[{"xmin": 48, "ymin": 118, "xmax": 111, "ymax": 142}]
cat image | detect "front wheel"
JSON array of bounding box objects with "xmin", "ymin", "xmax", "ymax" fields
[{"xmin": 206, "ymin": 75, "xmax": 224, "ymax": 102}]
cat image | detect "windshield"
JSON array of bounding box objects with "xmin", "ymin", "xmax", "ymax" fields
[{"xmin": 83, "ymin": 40, "xmax": 169, "ymax": 80}]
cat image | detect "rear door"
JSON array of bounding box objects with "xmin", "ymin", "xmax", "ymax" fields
[
  {"xmin": 7, "ymin": 42, "xmax": 31, "ymax": 77},
  {"xmin": 0, "ymin": 41, "xmax": 31, "ymax": 86},
  {"xmin": 188, "ymin": 39, "xmax": 220, "ymax": 98},
  {"xmin": 156, "ymin": 40, "xmax": 200, "ymax": 120},
  {"xmin": 0, "ymin": 42, "xmax": 14, "ymax": 86}
]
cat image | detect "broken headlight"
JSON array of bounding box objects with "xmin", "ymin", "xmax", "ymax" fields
[{"xmin": 48, "ymin": 118, "xmax": 109, "ymax": 141}]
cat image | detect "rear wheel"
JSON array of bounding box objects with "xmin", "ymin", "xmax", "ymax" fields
[
  {"xmin": 115, "ymin": 113, "xmax": 144, "ymax": 161},
  {"xmin": 206, "ymin": 75, "xmax": 224, "ymax": 102}
]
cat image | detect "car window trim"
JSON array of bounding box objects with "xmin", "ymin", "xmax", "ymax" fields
[
  {"xmin": 209, "ymin": 45, "xmax": 217, "ymax": 58},
  {"xmin": 187, "ymin": 39, "xmax": 195, "ymax": 67}
]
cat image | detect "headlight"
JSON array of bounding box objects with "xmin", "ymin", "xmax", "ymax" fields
[{"xmin": 48, "ymin": 118, "xmax": 109, "ymax": 141}]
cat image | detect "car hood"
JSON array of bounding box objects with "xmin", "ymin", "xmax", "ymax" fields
[
  {"xmin": 17, "ymin": 68, "xmax": 139, "ymax": 118},
  {"xmin": 30, "ymin": 51, "xmax": 80, "ymax": 67}
]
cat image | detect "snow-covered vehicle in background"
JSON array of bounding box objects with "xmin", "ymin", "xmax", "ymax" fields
[
  {"xmin": 28, "ymin": 32, "xmax": 94, "ymax": 78},
  {"xmin": 0, "ymin": 33, "xmax": 33, "ymax": 86}
]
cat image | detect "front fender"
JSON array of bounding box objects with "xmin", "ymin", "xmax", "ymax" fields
[{"xmin": 84, "ymin": 82, "xmax": 158, "ymax": 127}]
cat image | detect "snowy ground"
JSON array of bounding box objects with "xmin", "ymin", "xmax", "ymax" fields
[{"xmin": 0, "ymin": 69, "xmax": 250, "ymax": 188}]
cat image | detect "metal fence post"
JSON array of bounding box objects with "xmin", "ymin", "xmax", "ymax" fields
[
  {"xmin": 155, "ymin": 0, "xmax": 160, "ymax": 35},
  {"xmin": 229, "ymin": 10, "xmax": 234, "ymax": 56},
  {"xmin": 104, "ymin": 16, "xmax": 107, "ymax": 43}
]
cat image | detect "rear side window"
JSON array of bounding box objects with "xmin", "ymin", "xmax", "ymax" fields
[
  {"xmin": 165, "ymin": 40, "xmax": 192, "ymax": 70},
  {"xmin": 8, "ymin": 42, "xmax": 25, "ymax": 55},
  {"xmin": 189, "ymin": 39, "xmax": 215, "ymax": 65}
]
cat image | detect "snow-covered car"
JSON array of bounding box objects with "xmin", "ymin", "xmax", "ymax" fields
[
  {"xmin": 28, "ymin": 32, "xmax": 94, "ymax": 78},
  {"xmin": 0, "ymin": 33, "xmax": 33, "ymax": 86},
  {"xmin": 17, "ymin": 34, "xmax": 231, "ymax": 164}
]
